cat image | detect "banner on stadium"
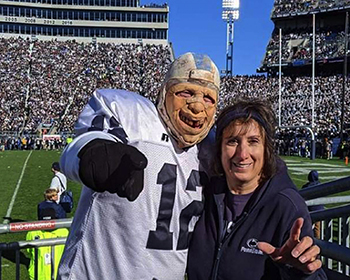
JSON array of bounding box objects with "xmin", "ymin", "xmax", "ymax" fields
[{"xmin": 43, "ymin": 135, "xmax": 61, "ymax": 141}]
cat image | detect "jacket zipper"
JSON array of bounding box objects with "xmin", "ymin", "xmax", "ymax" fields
[{"xmin": 211, "ymin": 212, "xmax": 248, "ymax": 280}]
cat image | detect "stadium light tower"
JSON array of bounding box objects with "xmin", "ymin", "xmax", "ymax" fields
[{"xmin": 222, "ymin": 0, "xmax": 240, "ymax": 77}]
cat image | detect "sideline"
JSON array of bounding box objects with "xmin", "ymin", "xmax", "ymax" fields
[{"xmin": 3, "ymin": 150, "xmax": 33, "ymax": 224}]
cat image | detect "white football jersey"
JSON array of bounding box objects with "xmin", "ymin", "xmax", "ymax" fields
[{"xmin": 58, "ymin": 89, "xmax": 211, "ymax": 280}]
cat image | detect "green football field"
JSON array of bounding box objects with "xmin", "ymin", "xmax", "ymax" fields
[
  {"xmin": 281, "ymin": 156, "xmax": 350, "ymax": 188},
  {"xmin": 0, "ymin": 150, "xmax": 81, "ymax": 280},
  {"xmin": 0, "ymin": 150, "xmax": 350, "ymax": 279}
]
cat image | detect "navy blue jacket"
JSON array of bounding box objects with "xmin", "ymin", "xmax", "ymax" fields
[
  {"xmin": 302, "ymin": 170, "xmax": 324, "ymax": 212},
  {"xmin": 187, "ymin": 164, "xmax": 327, "ymax": 280},
  {"xmin": 37, "ymin": 200, "xmax": 67, "ymax": 220}
]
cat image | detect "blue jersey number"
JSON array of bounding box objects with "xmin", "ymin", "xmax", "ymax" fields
[{"xmin": 146, "ymin": 163, "xmax": 207, "ymax": 250}]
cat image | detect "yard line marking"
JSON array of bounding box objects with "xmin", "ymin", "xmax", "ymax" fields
[
  {"xmin": 289, "ymin": 167, "xmax": 350, "ymax": 175},
  {"xmin": 287, "ymin": 163, "xmax": 346, "ymax": 168},
  {"xmin": 284, "ymin": 160, "xmax": 301, "ymax": 163},
  {"xmin": 3, "ymin": 151, "xmax": 32, "ymax": 224},
  {"xmin": 292, "ymin": 177, "xmax": 306, "ymax": 183},
  {"xmin": 291, "ymin": 175, "xmax": 347, "ymax": 183}
]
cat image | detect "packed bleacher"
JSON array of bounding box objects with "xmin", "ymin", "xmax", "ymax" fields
[
  {"xmin": 263, "ymin": 27, "xmax": 346, "ymax": 66},
  {"xmin": 1, "ymin": 37, "xmax": 350, "ymax": 151},
  {"xmin": 222, "ymin": 74, "xmax": 349, "ymax": 158},
  {"xmin": 0, "ymin": 37, "xmax": 172, "ymax": 134},
  {"xmin": 272, "ymin": 0, "xmax": 350, "ymax": 18},
  {"xmin": 220, "ymin": 75, "xmax": 347, "ymax": 136}
]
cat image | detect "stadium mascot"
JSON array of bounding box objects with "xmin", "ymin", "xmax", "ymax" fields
[{"xmin": 57, "ymin": 52, "xmax": 220, "ymax": 279}]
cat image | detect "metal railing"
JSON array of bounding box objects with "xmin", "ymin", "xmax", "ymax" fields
[
  {"xmin": 0, "ymin": 219, "xmax": 71, "ymax": 280},
  {"xmin": 301, "ymin": 176, "xmax": 350, "ymax": 278},
  {"xmin": 0, "ymin": 238, "xmax": 67, "ymax": 280},
  {"xmin": 0, "ymin": 218, "xmax": 72, "ymax": 234},
  {"xmin": 299, "ymin": 176, "xmax": 350, "ymax": 200},
  {"xmin": 1, "ymin": 176, "xmax": 350, "ymax": 279}
]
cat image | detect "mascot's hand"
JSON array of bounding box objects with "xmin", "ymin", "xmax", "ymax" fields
[{"xmin": 78, "ymin": 139, "xmax": 148, "ymax": 201}]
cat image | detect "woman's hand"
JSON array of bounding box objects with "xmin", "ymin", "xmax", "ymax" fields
[{"xmin": 258, "ymin": 218, "xmax": 322, "ymax": 274}]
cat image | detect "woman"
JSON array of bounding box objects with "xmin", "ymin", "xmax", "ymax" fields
[{"xmin": 187, "ymin": 99, "xmax": 326, "ymax": 279}]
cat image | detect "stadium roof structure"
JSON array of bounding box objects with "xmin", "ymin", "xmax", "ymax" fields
[{"xmin": 0, "ymin": 0, "xmax": 169, "ymax": 45}]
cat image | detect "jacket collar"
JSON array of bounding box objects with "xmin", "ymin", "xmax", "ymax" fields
[{"xmin": 211, "ymin": 159, "xmax": 296, "ymax": 215}]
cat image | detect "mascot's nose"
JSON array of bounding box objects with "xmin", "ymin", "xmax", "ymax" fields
[{"xmin": 188, "ymin": 102, "xmax": 205, "ymax": 114}]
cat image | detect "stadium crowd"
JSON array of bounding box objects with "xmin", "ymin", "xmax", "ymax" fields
[
  {"xmin": 272, "ymin": 0, "xmax": 350, "ymax": 18},
  {"xmin": 0, "ymin": 135, "xmax": 66, "ymax": 151},
  {"xmin": 0, "ymin": 37, "xmax": 172, "ymax": 134},
  {"xmin": 220, "ymin": 75, "xmax": 347, "ymax": 137},
  {"xmin": 263, "ymin": 28, "xmax": 346, "ymax": 66},
  {"xmin": 220, "ymin": 74, "xmax": 349, "ymax": 158},
  {"xmin": 1, "ymin": 37, "xmax": 350, "ymax": 157}
]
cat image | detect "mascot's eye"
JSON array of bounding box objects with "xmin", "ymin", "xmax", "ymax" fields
[
  {"xmin": 204, "ymin": 95, "xmax": 215, "ymax": 105},
  {"xmin": 176, "ymin": 91, "xmax": 192, "ymax": 98}
]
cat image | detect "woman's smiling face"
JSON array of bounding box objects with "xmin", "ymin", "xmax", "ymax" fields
[{"xmin": 220, "ymin": 119, "xmax": 265, "ymax": 194}]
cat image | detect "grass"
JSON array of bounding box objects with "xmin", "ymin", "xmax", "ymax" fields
[
  {"xmin": 281, "ymin": 155, "xmax": 350, "ymax": 191},
  {"xmin": 1, "ymin": 152, "xmax": 349, "ymax": 279},
  {"xmin": 0, "ymin": 150, "xmax": 81, "ymax": 280}
]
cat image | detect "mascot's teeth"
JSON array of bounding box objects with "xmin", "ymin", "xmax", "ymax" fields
[{"xmin": 180, "ymin": 114, "xmax": 204, "ymax": 129}]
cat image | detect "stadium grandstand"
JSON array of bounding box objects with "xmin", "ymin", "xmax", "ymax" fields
[
  {"xmin": 0, "ymin": 0, "xmax": 173, "ymax": 138},
  {"xmin": 0, "ymin": 37, "xmax": 172, "ymax": 135},
  {"xmin": 0, "ymin": 0, "xmax": 168, "ymax": 44},
  {"xmin": 242, "ymin": 0, "xmax": 350, "ymax": 157},
  {"xmin": 259, "ymin": 0, "xmax": 350, "ymax": 75},
  {"xmin": 0, "ymin": 0, "xmax": 350, "ymax": 156}
]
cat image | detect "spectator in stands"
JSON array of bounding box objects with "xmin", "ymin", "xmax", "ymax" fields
[
  {"xmin": 271, "ymin": 0, "xmax": 349, "ymax": 18},
  {"xmin": 326, "ymin": 138, "xmax": 332, "ymax": 160},
  {"xmin": 302, "ymin": 170, "xmax": 325, "ymax": 239},
  {"xmin": 0, "ymin": 38, "xmax": 172, "ymax": 133},
  {"xmin": 50, "ymin": 162, "xmax": 67, "ymax": 203},
  {"xmin": 262, "ymin": 26, "xmax": 346, "ymax": 66},
  {"xmin": 38, "ymin": 189, "xmax": 66, "ymax": 220},
  {"xmin": 1, "ymin": 37, "xmax": 350, "ymax": 141},
  {"xmin": 188, "ymin": 99, "xmax": 325, "ymax": 279}
]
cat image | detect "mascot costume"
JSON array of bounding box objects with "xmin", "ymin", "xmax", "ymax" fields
[{"xmin": 57, "ymin": 53, "xmax": 220, "ymax": 279}]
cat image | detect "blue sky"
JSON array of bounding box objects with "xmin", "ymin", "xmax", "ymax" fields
[{"xmin": 146, "ymin": 0, "xmax": 275, "ymax": 75}]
